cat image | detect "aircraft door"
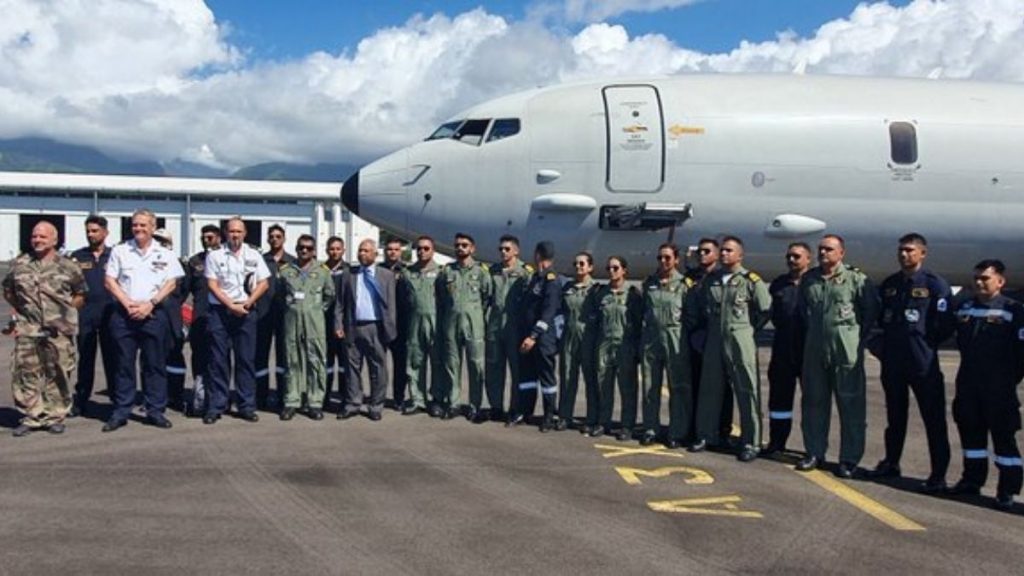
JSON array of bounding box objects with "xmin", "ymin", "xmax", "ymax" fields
[{"xmin": 603, "ymin": 85, "xmax": 665, "ymax": 193}]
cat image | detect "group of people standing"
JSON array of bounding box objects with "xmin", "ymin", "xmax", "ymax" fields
[{"xmin": 3, "ymin": 210, "xmax": 1021, "ymax": 512}]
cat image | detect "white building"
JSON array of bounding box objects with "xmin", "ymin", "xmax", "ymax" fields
[{"xmin": 0, "ymin": 171, "xmax": 377, "ymax": 260}]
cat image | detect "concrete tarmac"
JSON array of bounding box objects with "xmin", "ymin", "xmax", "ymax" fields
[{"xmin": 0, "ymin": 301, "xmax": 1021, "ymax": 575}]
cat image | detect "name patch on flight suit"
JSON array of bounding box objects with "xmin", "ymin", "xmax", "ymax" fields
[
  {"xmin": 883, "ymin": 287, "xmax": 897, "ymax": 297},
  {"xmin": 152, "ymin": 261, "xmax": 167, "ymax": 271},
  {"xmin": 79, "ymin": 261, "xmax": 93, "ymax": 270},
  {"xmin": 911, "ymin": 287, "xmax": 930, "ymax": 298}
]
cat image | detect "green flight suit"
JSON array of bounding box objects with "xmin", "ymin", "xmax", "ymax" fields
[
  {"xmin": 402, "ymin": 260, "xmax": 442, "ymax": 409},
  {"xmin": 280, "ymin": 261, "xmax": 335, "ymax": 410},
  {"xmin": 594, "ymin": 284, "xmax": 643, "ymax": 430},
  {"xmin": 800, "ymin": 263, "xmax": 879, "ymax": 465},
  {"xmin": 641, "ymin": 270, "xmax": 695, "ymax": 441},
  {"xmin": 438, "ymin": 260, "xmax": 492, "ymax": 410},
  {"xmin": 688, "ymin": 267, "xmax": 771, "ymax": 448},
  {"xmin": 559, "ymin": 278, "xmax": 598, "ymax": 424},
  {"xmin": 485, "ymin": 260, "xmax": 532, "ymax": 415}
]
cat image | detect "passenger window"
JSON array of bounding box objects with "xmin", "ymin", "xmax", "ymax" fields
[
  {"xmin": 453, "ymin": 119, "xmax": 491, "ymax": 146},
  {"xmin": 889, "ymin": 122, "xmax": 918, "ymax": 165},
  {"xmin": 486, "ymin": 118, "xmax": 520, "ymax": 143}
]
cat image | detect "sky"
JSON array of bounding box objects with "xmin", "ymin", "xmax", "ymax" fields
[{"xmin": 0, "ymin": 0, "xmax": 1022, "ymax": 170}]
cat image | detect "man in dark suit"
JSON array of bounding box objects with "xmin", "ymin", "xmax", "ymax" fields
[{"xmin": 335, "ymin": 239, "xmax": 397, "ymax": 420}]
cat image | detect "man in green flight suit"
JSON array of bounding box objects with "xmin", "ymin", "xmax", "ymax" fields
[
  {"xmin": 640, "ymin": 243, "xmax": 695, "ymax": 448},
  {"xmin": 401, "ymin": 235, "xmax": 442, "ymax": 415},
  {"xmin": 279, "ymin": 234, "xmax": 336, "ymax": 421},
  {"xmin": 436, "ymin": 232, "xmax": 492, "ymax": 420},
  {"xmin": 796, "ymin": 234, "xmax": 879, "ymax": 478},
  {"xmin": 687, "ymin": 236, "xmax": 771, "ymax": 461},
  {"xmin": 487, "ymin": 234, "xmax": 532, "ymax": 424}
]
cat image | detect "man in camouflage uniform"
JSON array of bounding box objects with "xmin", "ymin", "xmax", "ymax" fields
[
  {"xmin": 487, "ymin": 234, "xmax": 532, "ymax": 423},
  {"xmin": 687, "ymin": 236, "xmax": 771, "ymax": 461},
  {"xmin": 437, "ymin": 232, "xmax": 492, "ymax": 420},
  {"xmin": 400, "ymin": 235, "xmax": 442, "ymax": 415},
  {"xmin": 640, "ymin": 243, "xmax": 695, "ymax": 449},
  {"xmin": 796, "ymin": 234, "xmax": 879, "ymax": 478},
  {"xmin": 279, "ymin": 235, "xmax": 335, "ymax": 421},
  {"xmin": 3, "ymin": 221, "xmax": 87, "ymax": 436}
]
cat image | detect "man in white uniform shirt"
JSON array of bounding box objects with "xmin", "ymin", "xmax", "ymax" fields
[
  {"xmin": 103, "ymin": 208, "xmax": 184, "ymax": 432},
  {"xmin": 203, "ymin": 217, "xmax": 270, "ymax": 423}
]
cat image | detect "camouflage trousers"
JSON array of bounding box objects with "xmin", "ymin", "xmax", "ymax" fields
[{"xmin": 11, "ymin": 335, "xmax": 76, "ymax": 427}]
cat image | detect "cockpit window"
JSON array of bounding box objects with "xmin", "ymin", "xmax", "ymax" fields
[
  {"xmin": 453, "ymin": 119, "xmax": 491, "ymax": 145},
  {"xmin": 486, "ymin": 118, "xmax": 520, "ymax": 143},
  {"xmin": 426, "ymin": 120, "xmax": 463, "ymax": 141}
]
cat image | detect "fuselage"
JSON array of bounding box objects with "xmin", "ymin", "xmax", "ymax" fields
[{"xmin": 341, "ymin": 74, "xmax": 1024, "ymax": 284}]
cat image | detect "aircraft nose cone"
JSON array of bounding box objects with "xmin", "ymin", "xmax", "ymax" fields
[{"xmin": 341, "ymin": 171, "xmax": 359, "ymax": 215}]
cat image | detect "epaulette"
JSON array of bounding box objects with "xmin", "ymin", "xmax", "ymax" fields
[
  {"xmin": 545, "ymin": 271, "xmax": 557, "ymax": 281},
  {"xmin": 745, "ymin": 271, "xmax": 762, "ymax": 283},
  {"xmin": 480, "ymin": 263, "xmax": 490, "ymax": 272},
  {"xmin": 525, "ymin": 263, "xmax": 535, "ymax": 273},
  {"xmin": 320, "ymin": 263, "xmax": 331, "ymax": 271},
  {"xmin": 684, "ymin": 276, "xmax": 695, "ymax": 288}
]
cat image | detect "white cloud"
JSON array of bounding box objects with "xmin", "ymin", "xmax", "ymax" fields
[
  {"xmin": 0, "ymin": 0, "xmax": 1022, "ymax": 171},
  {"xmin": 562, "ymin": 0, "xmax": 703, "ymax": 23}
]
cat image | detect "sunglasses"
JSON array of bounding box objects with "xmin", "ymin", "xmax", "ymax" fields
[
  {"xmin": 818, "ymin": 246, "xmax": 836, "ymax": 252},
  {"xmin": 499, "ymin": 246, "xmax": 514, "ymax": 252},
  {"xmin": 297, "ymin": 245, "xmax": 315, "ymax": 252},
  {"xmin": 573, "ymin": 261, "xmax": 589, "ymax": 267},
  {"xmin": 698, "ymin": 248, "xmax": 713, "ymax": 255},
  {"xmin": 415, "ymin": 245, "xmax": 432, "ymax": 251},
  {"xmin": 974, "ymin": 275, "xmax": 993, "ymax": 282},
  {"xmin": 455, "ymin": 242, "xmax": 471, "ymax": 248},
  {"xmin": 785, "ymin": 253, "xmax": 803, "ymax": 260},
  {"xmin": 606, "ymin": 265, "xmax": 622, "ymax": 271},
  {"xmin": 657, "ymin": 255, "xmax": 673, "ymax": 261}
]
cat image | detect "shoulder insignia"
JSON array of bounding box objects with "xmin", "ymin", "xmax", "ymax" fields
[
  {"xmin": 747, "ymin": 271, "xmax": 762, "ymax": 283},
  {"xmin": 320, "ymin": 264, "xmax": 330, "ymax": 271},
  {"xmin": 525, "ymin": 264, "xmax": 535, "ymax": 273},
  {"xmin": 684, "ymin": 277, "xmax": 695, "ymax": 288},
  {"xmin": 546, "ymin": 271, "xmax": 557, "ymax": 281},
  {"xmin": 480, "ymin": 263, "xmax": 490, "ymax": 272}
]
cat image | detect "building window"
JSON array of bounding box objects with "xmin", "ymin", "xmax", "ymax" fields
[{"xmin": 889, "ymin": 122, "xmax": 918, "ymax": 165}]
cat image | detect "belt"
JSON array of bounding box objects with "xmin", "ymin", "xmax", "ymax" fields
[{"xmin": 355, "ymin": 320, "xmax": 380, "ymax": 326}]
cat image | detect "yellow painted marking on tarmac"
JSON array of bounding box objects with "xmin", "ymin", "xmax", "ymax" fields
[
  {"xmin": 615, "ymin": 465, "xmax": 715, "ymax": 486},
  {"xmin": 594, "ymin": 443, "xmax": 686, "ymax": 459},
  {"xmin": 648, "ymin": 496, "xmax": 763, "ymax": 519},
  {"xmin": 797, "ymin": 469, "xmax": 926, "ymax": 531}
]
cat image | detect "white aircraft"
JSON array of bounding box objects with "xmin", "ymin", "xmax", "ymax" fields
[{"xmin": 341, "ymin": 74, "xmax": 1024, "ymax": 284}]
